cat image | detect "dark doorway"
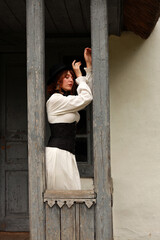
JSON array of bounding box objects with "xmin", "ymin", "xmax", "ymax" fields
[{"xmin": 0, "ymin": 53, "xmax": 29, "ymax": 231}]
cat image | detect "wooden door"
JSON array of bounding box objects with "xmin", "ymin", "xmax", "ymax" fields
[{"xmin": 0, "ymin": 53, "xmax": 29, "ymax": 231}]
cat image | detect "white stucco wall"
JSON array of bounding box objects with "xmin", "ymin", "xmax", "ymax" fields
[{"xmin": 110, "ymin": 19, "xmax": 160, "ymax": 240}]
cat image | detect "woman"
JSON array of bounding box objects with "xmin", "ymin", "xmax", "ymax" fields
[{"xmin": 46, "ymin": 47, "xmax": 92, "ymax": 190}]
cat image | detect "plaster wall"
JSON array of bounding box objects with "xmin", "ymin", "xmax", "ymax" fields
[{"xmin": 109, "ymin": 19, "xmax": 160, "ymax": 240}]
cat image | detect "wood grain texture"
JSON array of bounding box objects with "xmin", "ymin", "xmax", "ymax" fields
[
  {"xmin": 6, "ymin": 171, "xmax": 28, "ymax": 215},
  {"xmin": 0, "ymin": 54, "xmax": 28, "ymax": 231},
  {"xmin": 0, "ymin": 232, "xmax": 29, "ymax": 240},
  {"xmin": 108, "ymin": 0, "xmax": 123, "ymax": 36},
  {"xmin": 80, "ymin": 204, "xmax": 94, "ymax": 240},
  {"xmin": 61, "ymin": 205, "xmax": 76, "ymax": 240},
  {"xmin": 91, "ymin": 0, "xmax": 113, "ymax": 239},
  {"xmin": 26, "ymin": 0, "xmax": 45, "ymax": 239},
  {"xmin": 44, "ymin": 190, "xmax": 96, "ymax": 199},
  {"xmin": 80, "ymin": 0, "xmax": 91, "ymax": 33},
  {"xmin": 46, "ymin": 204, "xmax": 60, "ymax": 240},
  {"xmin": 0, "ymin": 0, "xmax": 123, "ymax": 44},
  {"xmin": 45, "ymin": 0, "xmax": 73, "ymax": 34},
  {"xmin": 75, "ymin": 204, "xmax": 80, "ymax": 240},
  {"xmin": 64, "ymin": 0, "xmax": 86, "ymax": 33},
  {"xmin": 4, "ymin": 0, "xmax": 26, "ymax": 30},
  {"xmin": 0, "ymin": 55, "xmax": 6, "ymax": 231},
  {"xmin": 45, "ymin": 4, "xmax": 58, "ymax": 34},
  {"xmin": 0, "ymin": 0, "xmax": 23, "ymax": 32}
]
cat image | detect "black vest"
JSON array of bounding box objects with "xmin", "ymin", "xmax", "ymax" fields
[{"xmin": 47, "ymin": 122, "xmax": 76, "ymax": 154}]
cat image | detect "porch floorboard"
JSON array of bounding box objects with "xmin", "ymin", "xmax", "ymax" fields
[{"xmin": 0, "ymin": 232, "xmax": 29, "ymax": 240}]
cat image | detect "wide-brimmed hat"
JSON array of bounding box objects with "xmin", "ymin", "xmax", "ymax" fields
[{"xmin": 47, "ymin": 64, "xmax": 72, "ymax": 85}]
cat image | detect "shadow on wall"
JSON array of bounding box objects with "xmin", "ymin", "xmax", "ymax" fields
[{"xmin": 109, "ymin": 32, "xmax": 145, "ymax": 82}]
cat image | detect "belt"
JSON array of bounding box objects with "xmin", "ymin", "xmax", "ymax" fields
[{"xmin": 47, "ymin": 122, "xmax": 76, "ymax": 154}]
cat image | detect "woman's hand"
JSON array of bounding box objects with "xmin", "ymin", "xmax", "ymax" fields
[
  {"xmin": 72, "ymin": 60, "xmax": 82, "ymax": 78},
  {"xmin": 84, "ymin": 47, "xmax": 92, "ymax": 68}
]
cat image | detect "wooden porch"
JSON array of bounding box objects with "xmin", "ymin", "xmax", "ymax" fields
[{"xmin": 0, "ymin": 0, "xmax": 160, "ymax": 240}]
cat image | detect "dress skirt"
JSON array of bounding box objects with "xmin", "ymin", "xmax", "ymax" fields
[{"xmin": 45, "ymin": 147, "xmax": 81, "ymax": 190}]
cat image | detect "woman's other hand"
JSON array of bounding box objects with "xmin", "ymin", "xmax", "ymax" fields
[
  {"xmin": 84, "ymin": 47, "xmax": 92, "ymax": 68},
  {"xmin": 72, "ymin": 60, "xmax": 82, "ymax": 78}
]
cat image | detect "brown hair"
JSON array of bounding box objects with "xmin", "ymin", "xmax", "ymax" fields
[{"xmin": 47, "ymin": 69, "xmax": 77, "ymax": 97}]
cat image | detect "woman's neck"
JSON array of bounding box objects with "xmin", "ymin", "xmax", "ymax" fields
[{"xmin": 56, "ymin": 88, "xmax": 70, "ymax": 96}]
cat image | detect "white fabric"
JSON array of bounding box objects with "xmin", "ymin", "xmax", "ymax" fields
[
  {"xmin": 46, "ymin": 147, "xmax": 81, "ymax": 190},
  {"xmin": 45, "ymin": 68, "xmax": 92, "ymax": 190}
]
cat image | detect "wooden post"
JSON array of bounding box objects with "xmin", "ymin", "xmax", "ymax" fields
[
  {"xmin": 91, "ymin": 0, "xmax": 113, "ymax": 239},
  {"xmin": 26, "ymin": 0, "xmax": 45, "ymax": 239}
]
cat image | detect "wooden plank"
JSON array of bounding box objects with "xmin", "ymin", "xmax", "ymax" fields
[
  {"xmin": 75, "ymin": 204, "xmax": 80, "ymax": 240},
  {"xmin": 61, "ymin": 205, "xmax": 76, "ymax": 240},
  {"xmin": 0, "ymin": 33, "xmax": 25, "ymax": 47},
  {"xmin": 80, "ymin": 204, "xmax": 94, "ymax": 240},
  {"xmin": 91, "ymin": 0, "xmax": 113, "ymax": 239},
  {"xmin": 3, "ymin": 171, "xmax": 29, "ymax": 231},
  {"xmin": 44, "ymin": 190, "xmax": 96, "ymax": 199},
  {"xmin": 64, "ymin": 0, "xmax": 86, "ymax": 33},
  {"xmin": 6, "ymin": 171, "xmax": 28, "ymax": 215},
  {"xmin": 45, "ymin": 0, "xmax": 73, "ymax": 34},
  {"xmin": 5, "ymin": 0, "xmax": 26, "ymax": 30},
  {"xmin": 46, "ymin": 204, "xmax": 60, "ymax": 240},
  {"xmin": 0, "ymin": 17, "xmax": 11, "ymax": 32},
  {"xmin": 0, "ymin": 55, "xmax": 6, "ymax": 231},
  {"xmin": 6, "ymin": 62, "xmax": 27, "ymax": 131},
  {"xmin": 0, "ymin": 0, "xmax": 23, "ymax": 32},
  {"xmin": 0, "ymin": 232, "xmax": 30, "ymax": 240},
  {"xmin": 80, "ymin": 0, "xmax": 91, "ymax": 33},
  {"xmin": 26, "ymin": 0, "xmax": 45, "ymax": 239},
  {"xmin": 0, "ymin": 54, "xmax": 29, "ymax": 231},
  {"xmin": 45, "ymin": 4, "xmax": 58, "ymax": 34},
  {"xmin": 108, "ymin": 0, "xmax": 123, "ymax": 36}
]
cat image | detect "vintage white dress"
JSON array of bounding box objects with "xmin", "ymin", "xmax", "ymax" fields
[{"xmin": 45, "ymin": 68, "xmax": 92, "ymax": 190}]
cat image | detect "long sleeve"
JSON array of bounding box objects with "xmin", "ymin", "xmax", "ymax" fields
[
  {"xmin": 46, "ymin": 75, "xmax": 93, "ymax": 117},
  {"xmin": 84, "ymin": 67, "xmax": 92, "ymax": 91}
]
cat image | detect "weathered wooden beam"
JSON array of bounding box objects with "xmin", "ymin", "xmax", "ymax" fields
[
  {"xmin": 26, "ymin": 0, "xmax": 45, "ymax": 239},
  {"xmin": 108, "ymin": 0, "xmax": 123, "ymax": 36},
  {"xmin": 91, "ymin": 0, "xmax": 113, "ymax": 239},
  {"xmin": 44, "ymin": 190, "xmax": 96, "ymax": 199}
]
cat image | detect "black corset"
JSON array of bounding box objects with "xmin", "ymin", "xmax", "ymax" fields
[{"xmin": 47, "ymin": 122, "xmax": 76, "ymax": 154}]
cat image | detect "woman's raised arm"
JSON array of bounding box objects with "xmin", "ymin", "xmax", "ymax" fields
[{"xmin": 84, "ymin": 47, "xmax": 92, "ymax": 69}]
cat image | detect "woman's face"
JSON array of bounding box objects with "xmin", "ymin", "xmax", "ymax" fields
[{"xmin": 61, "ymin": 71, "xmax": 74, "ymax": 91}]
